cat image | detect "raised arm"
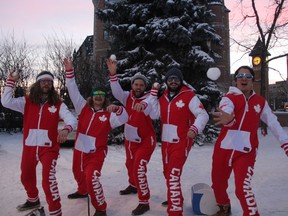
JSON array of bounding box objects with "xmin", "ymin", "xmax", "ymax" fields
[
  {"xmin": 106, "ymin": 59, "xmax": 129, "ymax": 105},
  {"xmin": 1, "ymin": 71, "xmax": 25, "ymax": 114},
  {"xmin": 64, "ymin": 57, "xmax": 86, "ymax": 114}
]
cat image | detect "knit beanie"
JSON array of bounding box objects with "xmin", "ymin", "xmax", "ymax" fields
[
  {"xmin": 131, "ymin": 73, "xmax": 148, "ymax": 87},
  {"xmin": 164, "ymin": 67, "xmax": 183, "ymax": 83},
  {"xmin": 36, "ymin": 71, "xmax": 54, "ymax": 81}
]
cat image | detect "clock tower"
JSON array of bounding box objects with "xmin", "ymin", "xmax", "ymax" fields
[{"xmin": 249, "ymin": 38, "xmax": 270, "ymax": 98}]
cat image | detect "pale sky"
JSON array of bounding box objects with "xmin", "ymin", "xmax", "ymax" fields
[
  {"xmin": 0, "ymin": 0, "xmax": 287, "ymax": 83},
  {"xmin": 0, "ymin": 0, "xmax": 94, "ymax": 46},
  {"xmin": 225, "ymin": 0, "xmax": 288, "ymax": 83}
]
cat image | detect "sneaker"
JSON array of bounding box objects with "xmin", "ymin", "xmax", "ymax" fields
[
  {"xmin": 212, "ymin": 204, "xmax": 231, "ymax": 216},
  {"xmin": 161, "ymin": 200, "xmax": 168, "ymax": 207},
  {"xmin": 16, "ymin": 200, "xmax": 40, "ymax": 211},
  {"xmin": 119, "ymin": 185, "xmax": 137, "ymax": 195},
  {"xmin": 67, "ymin": 191, "xmax": 88, "ymax": 199},
  {"xmin": 131, "ymin": 204, "xmax": 150, "ymax": 215},
  {"xmin": 94, "ymin": 210, "xmax": 107, "ymax": 216}
]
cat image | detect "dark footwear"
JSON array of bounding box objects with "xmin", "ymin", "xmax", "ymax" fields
[
  {"xmin": 16, "ymin": 200, "xmax": 40, "ymax": 211},
  {"xmin": 161, "ymin": 200, "xmax": 168, "ymax": 207},
  {"xmin": 94, "ymin": 210, "xmax": 107, "ymax": 216},
  {"xmin": 131, "ymin": 204, "xmax": 150, "ymax": 215},
  {"xmin": 212, "ymin": 204, "xmax": 231, "ymax": 216},
  {"xmin": 119, "ymin": 185, "xmax": 137, "ymax": 195},
  {"xmin": 67, "ymin": 191, "xmax": 88, "ymax": 199}
]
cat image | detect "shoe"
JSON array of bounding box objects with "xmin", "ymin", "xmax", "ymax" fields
[
  {"xmin": 161, "ymin": 200, "xmax": 168, "ymax": 207},
  {"xmin": 212, "ymin": 204, "xmax": 231, "ymax": 216},
  {"xmin": 67, "ymin": 191, "xmax": 88, "ymax": 199},
  {"xmin": 131, "ymin": 204, "xmax": 150, "ymax": 215},
  {"xmin": 119, "ymin": 185, "xmax": 137, "ymax": 195},
  {"xmin": 94, "ymin": 210, "xmax": 107, "ymax": 216},
  {"xmin": 16, "ymin": 200, "xmax": 40, "ymax": 211}
]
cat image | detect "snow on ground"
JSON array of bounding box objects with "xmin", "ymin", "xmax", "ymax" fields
[{"xmin": 0, "ymin": 128, "xmax": 288, "ymax": 216}]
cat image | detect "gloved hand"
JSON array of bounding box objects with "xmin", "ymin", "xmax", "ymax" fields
[{"xmin": 281, "ymin": 143, "xmax": 288, "ymax": 157}]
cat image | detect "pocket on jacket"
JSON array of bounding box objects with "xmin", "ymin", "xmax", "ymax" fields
[
  {"xmin": 221, "ymin": 129, "xmax": 251, "ymax": 152},
  {"xmin": 25, "ymin": 129, "xmax": 52, "ymax": 147}
]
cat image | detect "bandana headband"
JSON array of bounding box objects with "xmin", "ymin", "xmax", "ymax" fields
[{"xmin": 36, "ymin": 74, "xmax": 54, "ymax": 81}]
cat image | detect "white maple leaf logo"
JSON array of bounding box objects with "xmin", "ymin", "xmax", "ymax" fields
[
  {"xmin": 48, "ymin": 105, "xmax": 57, "ymax": 113},
  {"xmin": 254, "ymin": 104, "xmax": 261, "ymax": 113},
  {"xmin": 99, "ymin": 115, "xmax": 107, "ymax": 122},
  {"xmin": 176, "ymin": 100, "xmax": 185, "ymax": 108}
]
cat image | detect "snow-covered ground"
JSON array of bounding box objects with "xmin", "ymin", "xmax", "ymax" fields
[{"xmin": 0, "ymin": 128, "xmax": 288, "ymax": 216}]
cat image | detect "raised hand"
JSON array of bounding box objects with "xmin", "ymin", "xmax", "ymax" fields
[
  {"xmin": 8, "ymin": 70, "xmax": 20, "ymax": 82},
  {"xmin": 63, "ymin": 57, "xmax": 74, "ymax": 71},
  {"xmin": 106, "ymin": 58, "xmax": 117, "ymax": 76}
]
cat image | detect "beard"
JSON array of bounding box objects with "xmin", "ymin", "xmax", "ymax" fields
[
  {"xmin": 133, "ymin": 90, "xmax": 144, "ymax": 98},
  {"xmin": 167, "ymin": 84, "xmax": 182, "ymax": 93}
]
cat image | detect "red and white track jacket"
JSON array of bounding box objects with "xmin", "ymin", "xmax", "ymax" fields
[
  {"xmin": 66, "ymin": 74, "xmax": 128, "ymax": 153},
  {"xmin": 109, "ymin": 74, "xmax": 156, "ymax": 143},
  {"xmin": 149, "ymin": 84, "xmax": 209, "ymax": 142},
  {"xmin": 1, "ymin": 79, "xmax": 77, "ymax": 151},
  {"xmin": 215, "ymin": 87, "xmax": 288, "ymax": 152}
]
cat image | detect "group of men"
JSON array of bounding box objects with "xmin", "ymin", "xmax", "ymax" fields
[{"xmin": 1, "ymin": 59, "xmax": 288, "ymax": 216}]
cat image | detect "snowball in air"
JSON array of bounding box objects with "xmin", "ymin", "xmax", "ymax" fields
[
  {"xmin": 207, "ymin": 67, "xmax": 221, "ymax": 81},
  {"xmin": 11, "ymin": 72, "xmax": 18, "ymax": 77},
  {"xmin": 110, "ymin": 54, "xmax": 117, "ymax": 62}
]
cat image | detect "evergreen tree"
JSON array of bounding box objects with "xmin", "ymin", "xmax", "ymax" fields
[
  {"xmin": 97, "ymin": 0, "xmax": 222, "ymax": 88},
  {"xmin": 98, "ymin": 0, "xmax": 223, "ymax": 144}
]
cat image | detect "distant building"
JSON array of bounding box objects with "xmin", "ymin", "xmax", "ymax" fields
[
  {"xmin": 207, "ymin": 0, "xmax": 231, "ymax": 92},
  {"xmin": 269, "ymin": 80, "xmax": 288, "ymax": 111}
]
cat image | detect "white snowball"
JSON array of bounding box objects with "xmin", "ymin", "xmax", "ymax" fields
[
  {"xmin": 153, "ymin": 82, "xmax": 160, "ymax": 89},
  {"xmin": 207, "ymin": 67, "xmax": 221, "ymax": 81},
  {"xmin": 11, "ymin": 72, "xmax": 18, "ymax": 77},
  {"xmin": 110, "ymin": 54, "xmax": 117, "ymax": 62}
]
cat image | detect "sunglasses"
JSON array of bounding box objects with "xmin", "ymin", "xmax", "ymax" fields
[
  {"xmin": 92, "ymin": 91, "xmax": 106, "ymax": 96},
  {"xmin": 235, "ymin": 73, "xmax": 253, "ymax": 80},
  {"xmin": 39, "ymin": 79, "xmax": 53, "ymax": 85},
  {"xmin": 167, "ymin": 76, "xmax": 181, "ymax": 82}
]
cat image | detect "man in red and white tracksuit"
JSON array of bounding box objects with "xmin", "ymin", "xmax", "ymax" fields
[
  {"xmin": 106, "ymin": 59, "xmax": 157, "ymax": 215},
  {"xmin": 64, "ymin": 58, "xmax": 128, "ymax": 216},
  {"xmin": 140, "ymin": 67, "xmax": 209, "ymax": 216},
  {"xmin": 1, "ymin": 71, "xmax": 77, "ymax": 216},
  {"xmin": 211, "ymin": 66, "xmax": 288, "ymax": 216}
]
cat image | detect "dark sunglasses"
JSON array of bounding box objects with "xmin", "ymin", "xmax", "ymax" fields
[
  {"xmin": 92, "ymin": 91, "xmax": 106, "ymax": 96},
  {"xmin": 235, "ymin": 73, "xmax": 253, "ymax": 80},
  {"xmin": 167, "ymin": 76, "xmax": 181, "ymax": 82}
]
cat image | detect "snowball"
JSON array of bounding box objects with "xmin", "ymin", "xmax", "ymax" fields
[
  {"xmin": 207, "ymin": 67, "xmax": 221, "ymax": 81},
  {"xmin": 110, "ymin": 54, "xmax": 117, "ymax": 62},
  {"xmin": 11, "ymin": 72, "xmax": 18, "ymax": 77}
]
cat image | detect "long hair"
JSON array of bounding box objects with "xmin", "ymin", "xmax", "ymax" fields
[
  {"xmin": 86, "ymin": 96, "xmax": 110, "ymax": 111},
  {"xmin": 29, "ymin": 81, "xmax": 61, "ymax": 105}
]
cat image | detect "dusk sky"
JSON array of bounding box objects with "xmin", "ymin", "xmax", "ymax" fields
[{"xmin": 0, "ymin": 0, "xmax": 287, "ymax": 83}]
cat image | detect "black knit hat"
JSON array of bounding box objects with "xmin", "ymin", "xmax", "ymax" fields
[
  {"xmin": 164, "ymin": 67, "xmax": 183, "ymax": 83},
  {"xmin": 36, "ymin": 71, "xmax": 54, "ymax": 81}
]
